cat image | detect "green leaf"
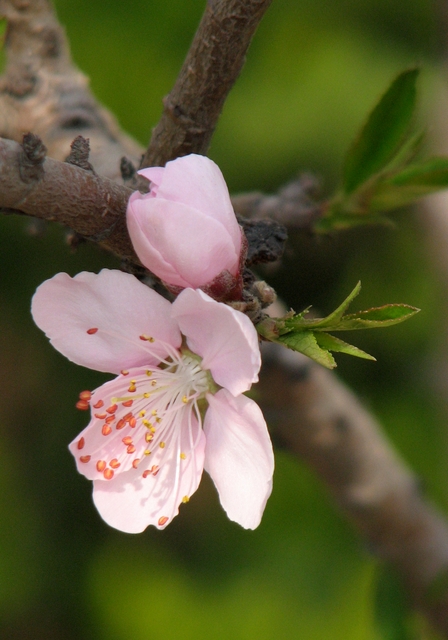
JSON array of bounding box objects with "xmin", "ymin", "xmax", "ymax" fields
[
  {"xmin": 324, "ymin": 304, "xmax": 420, "ymax": 331},
  {"xmin": 278, "ymin": 330, "xmax": 336, "ymax": 369},
  {"xmin": 370, "ymin": 156, "xmax": 448, "ymax": 210},
  {"xmin": 343, "ymin": 68, "xmax": 419, "ymax": 195},
  {"xmin": 283, "ymin": 282, "xmax": 362, "ymax": 332},
  {"xmin": 314, "ymin": 332, "xmax": 376, "ymax": 361}
]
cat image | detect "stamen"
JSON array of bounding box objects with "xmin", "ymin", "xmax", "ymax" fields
[
  {"xmin": 102, "ymin": 424, "xmax": 112, "ymax": 436},
  {"xmin": 96, "ymin": 460, "xmax": 106, "ymax": 472},
  {"xmin": 76, "ymin": 400, "xmax": 89, "ymax": 410},
  {"xmin": 109, "ymin": 459, "xmax": 121, "ymax": 469},
  {"xmin": 77, "ymin": 437, "xmax": 85, "ymax": 450},
  {"xmin": 79, "ymin": 390, "xmax": 91, "ymax": 401},
  {"xmin": 80, "ymin": 455, "xmax": 91, "ymax": 463},
  {"xmin": 103, "ymin": 468, "xmax": 114, "ymax": 480},
  {"xmin": 158, "ymin": 516, "xmax": 169, "ymax": 526},
  {"xmin": 93, "ymin": 399, "xmax": 104, "ymax": 409},
  {"xmin": 106, "ymin": 404, "xmax": 118, "ymax": 414},
  {"xmin": 86, "ymin": 328, "xmax": 98, "ymax": 335}
]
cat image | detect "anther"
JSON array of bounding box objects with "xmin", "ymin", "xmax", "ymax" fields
[
  {"xmin": 159, "ymin": 442, "xmax": 165, "ymax": 449},
  {"xmin": 143, "ymin": 392, "xmax": 150, "ymax": 398},
  {"xmin": 139, "ymin": 410, "xmax": 146, "ymax": 417},
  {"xmin": 132, "ymin": 459, "xmax": 140, "ymax": 469},
  {"xmin": 182, "ymin": 395, "xmax": 188, "ymax": 403},
  {"xmin": 182, "ymin": 496, "xmax": 189, "ymax": 503},
  {"xmin": 145, "ymin": 432, "xmax": 153, "ymax": 442},
  {"xmin": 146, "ymin": 371, "xmax": 152, "ymax": 377},
  {"xmin": 103, "ymin": 468, "xmax": 114, "ymax": 480},
  {"xmin": 76, "ymin": 400, "xmax": 89, "ymax": 410},
  {"xmin": 122, "ymin": 400, "xmax": 133, "ymax": 407},
  {"xmin": 144, "ymin": 449, "xmax": 151, "ymax": 456},
  {"xmin": 102, "ymin": 424, "xmax": 112, "ymax": 436},
  {"xmin": 180, "ymin": 453, "xmax": 186, "ymax": 460},
  {"xmin": 105, "ymin": 415, "xmax": 115, "ymax": 424},
  {"xmin": 80, "ymin": 455, "xmax": 91, "ymax": 463},
  {"xmin": 129, "ymin": 417, "xmax": 137, "ymax": 428},
  {"xmin": 93, "ymin": 400, "xmax": 104, "ymax": 409},
  {"xmin": 142, "ymin": 470, "xmax": 151, "ymax": 478},
  {"xmin": 106, "ymin": 404, "xmax": 118, "ymax": 414},
  {"xmin": 128, "ymin": 383, "xmax": 136, "ymax": 393},
  {"xmin": 121, "ymin": 370, "xmax": 129, "ymax": 376},
  {"xmin": 158, "ymin": 516, "xmax": 169, "ymax": 526},
  {"xmin": 109, "ymin": 459, "xmax": 121, "ymax": 469},
  {"xmin": 86, "ymin": 328, "xmax": 98, "ymax": 335},
  {"xmin": 77, "ymin": 437, "xmax": 85, "ymax": 450},
  {"xmin": 127, "ymin": 444, "xmax": 136, "ymax": 454},
  {"xmin": 116, "ymin": 419, "xmax": 126, "ymax": 430},
  {"xmin": 122, "ymin": 436, "xmax": 133, "ymax": 445},
  {"xmin": 95, "ymin": 412, "xmax": 107, "ymax": 419},
  {"xmin": 79, "ymin": 390, "xmax": 91, "ymax": 401},
  {"xmin": 96, "ymin": 460, "xmax": 106, "ymax": 472}
]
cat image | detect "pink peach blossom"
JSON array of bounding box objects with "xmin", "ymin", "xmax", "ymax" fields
[
  {"xmin": 126, "ymin": 154, "xmax": 245, "ymax": 299},
  {"xmin": 31, "ymin": 269, "xmax": 273, "ymax": 533}
]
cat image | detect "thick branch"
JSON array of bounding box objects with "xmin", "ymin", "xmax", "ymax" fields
[
  {"xmin": 0, "ymin": 0, "xmax": 141, "ymax": 179},
  {"xmin": 143, "ymin": 0, "xmax": 273, "ymax": 167},
  {"xmin": 259, "ymin": 344, "xmax": 448, "ymax": 635}
]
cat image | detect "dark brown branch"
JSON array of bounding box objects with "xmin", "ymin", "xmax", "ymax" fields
[
  {"xmin": 142, "ymin": 0, "xmax": 273, "ymax": 167},
  {"xmin": 259, "ymin": 344, "xmax": 448, "ymax": 635},
  {"xmin": 0, "ymin": 136, "xmax": 137, "ymax": 260}
]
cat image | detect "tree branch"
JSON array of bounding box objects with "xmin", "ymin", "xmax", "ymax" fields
[
  {"xmin": 0, "ymin": 0, "xmax": 142, "ymax": 180},
  {"xmin": 259, "ymin": 344, "xmax": 448, "ymax": 635},
  {"xmin": 142, "ymin": 0, "xmax": 273, "ymax": 167}
]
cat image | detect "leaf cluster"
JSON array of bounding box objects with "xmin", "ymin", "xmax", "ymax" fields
[
  {"xmin": 257, "ymin": 282, "xmax": 419, "ymax": 368},
  {"xmin": 318, "ymin": 69, "xmax": 448, "ymax": 231}
]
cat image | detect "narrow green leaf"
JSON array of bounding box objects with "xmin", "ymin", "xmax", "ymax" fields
[
  {"xmin": 332, "ymin": 304, "xmax": 420, "ymax": 330},
  {"xmin": 283, "ymin": 282, "xmax": 361, "ymax": 332},
  {"xmin": 371, "ymin": 156, "xmax": 448, "ymax": 210},
  {"xmin": 278, "ymin": 330, "xmax": 336, "ymax": 369},
  {"xmin": 314, "ymin": 332, "xmax": 376, "ymax": 361},
  {"xmin": 343, "ymin": 68, "xmax": 419, "ymax": 195}
]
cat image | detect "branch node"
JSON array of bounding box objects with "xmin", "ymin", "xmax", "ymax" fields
[
  {"xmin": 19, "ymin": 132, "xmax": 47, "ymax": 182},
  {"xmin": 120, "ymin": 156, "xmax": 137, "ymax": 184},
  {"xmin": 65, "ymin": 135, "xmax": 95, "ymax": 173}
]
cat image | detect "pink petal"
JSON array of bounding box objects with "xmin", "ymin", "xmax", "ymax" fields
[
  {"xmin": 138, "ymin": 166, "xmax": 165, "ymax": 196},
  {"xmin": 147, "ymin": 155, "xmax": 241, "ymax": 250},
  {"xmin": 204, "ymin": 390, "xmax": 274, "ymax": 529},
  {"xmin": 31, "ymin": 270, "xmax": 181, "ymax": 374},
  {"xmin": 172, "ymin": 289, "xmax": 261, "ymax": 395},
  {"xmin": 127, "ymin": 197, "xmax": 240, "ymax": 288},
  {"xmin": 91, "ymin": 411, "xmax": 206, "ymax": 533}
]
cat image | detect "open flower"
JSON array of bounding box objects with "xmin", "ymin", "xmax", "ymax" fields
[
  {"xmin": 31, "ymin": 269, "xmax": 273, "ymax": 533},
  {"xmin": 127, "ymin": 154, "xmax": 245, "ymax": 300}
]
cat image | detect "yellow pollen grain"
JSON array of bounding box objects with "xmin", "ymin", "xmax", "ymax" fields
[
  {"xmin": 159, "ymin": 442, "xmax": 165, "ymax": 449},
  {"xmin": 139, "ymin": 410, "xmax": 146, "ymax": 417},
  {"xmin": 182, "ymin": 496, "xmax": 189, "ymax": 503},
  {"xmin": 151, "ymin": 410, "xmax": 157, "ymax": 416},
  {"xmin": 143, "ymin": 392, "xmax": 150, "ymax": 398},
  {"xmin": 150, "ymin": 426, "xmax": 156, "ymax": 433},
  {"xmin": 180, "ymin": 453, "xmax": 186, "ymax": 460},
  {"xmin": 182, "ymin": 395, "xmax": 188, "ymax": 404},
  {"xmin": 142, "ymin": 419, "xmax": 150, "ymax": 427},
  {"xmin": 156, "ymin": 417, "xmax": 162, "ymax": 424},
  {"xmin": 144, "ymin": 449, "xmax": 151, "ymax": 456},
  {"xmin": 145, "ymin": 433, "xmax": 153, "ymax": 442},
  {"xmin": 146, "ymin": 370, "xmax": 152, "ymax": 377}
]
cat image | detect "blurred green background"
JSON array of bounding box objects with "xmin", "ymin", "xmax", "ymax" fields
[{"xmin": 1, "ymin": 0, "xmax": 448, "ymax": 638}]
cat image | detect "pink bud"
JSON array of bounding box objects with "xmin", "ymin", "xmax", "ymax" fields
[{"xmin": 127, "ymin": 154, "xmax": 245, "ymax": 300}]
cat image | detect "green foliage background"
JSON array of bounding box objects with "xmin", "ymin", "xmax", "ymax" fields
[{"xmin": 0, "ymin": 1, "xmax": 447, "ymax": 638}]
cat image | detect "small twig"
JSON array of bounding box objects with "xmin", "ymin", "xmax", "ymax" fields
[{"xmin": 142, "ymin": 0, "xmax": 273, "ymax": 167}]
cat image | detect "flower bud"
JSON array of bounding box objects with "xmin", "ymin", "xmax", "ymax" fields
[{"xmin": 127, "ymin": 154, "xmax": 245, "ymax": 300}]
